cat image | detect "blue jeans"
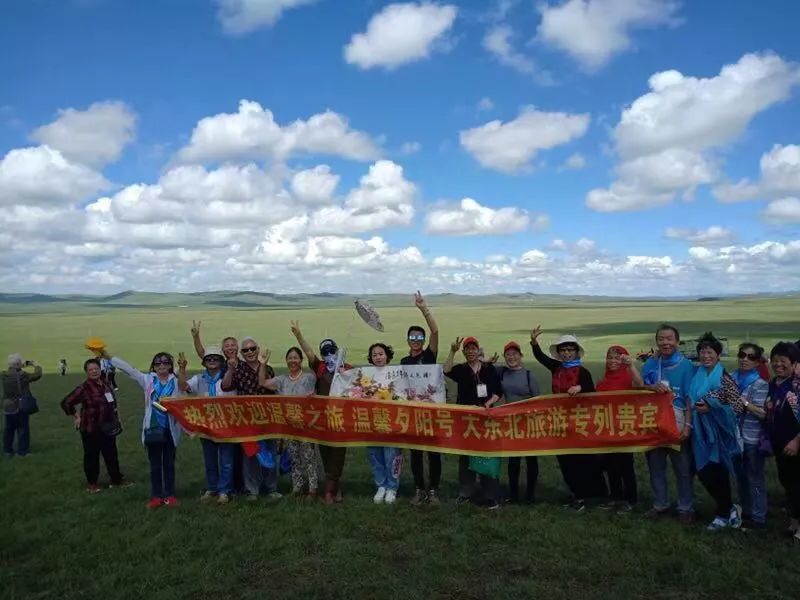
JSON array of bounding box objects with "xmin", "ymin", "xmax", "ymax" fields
[
  {"xmin": 734, "ymin": 443, "xmax": 767, "ymax": 523},
  {"xmin": 201, "ymin": 439, "xmax": 234, "ymax": 495},
  {"xmin": 367, "ymin": 446, "xmax": 401, "ymax": 491},
  {"xmin": 3, "ymin": 412, "xmax": 30, "ymax": 456},
  {"xmin": 146, "ymin": 431, "xmax": 176, "ymax": 498},
  {"xmin": 645, "ymin": 440, "xmax": 694, "ymax": 513}
]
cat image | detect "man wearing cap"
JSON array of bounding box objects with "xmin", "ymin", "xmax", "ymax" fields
[
  {"xmin": 400, "ymin": 291, "xmax": 441, "ymax": 506},
  {"xmin": 290, "ymin": 321, "xmax": 352, "ymax": 504},
  {"xmin": 443, "ymin": 336, "xmax": 502, "ymax": 507},
  {"xmin": 530, "ymin": 326, "xmax": 607, "ymax": 510}
]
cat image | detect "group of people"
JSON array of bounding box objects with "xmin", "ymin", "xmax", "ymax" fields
[{"xmin": 3, "ymin": 293, "xmax": 800, "ymax": 541}]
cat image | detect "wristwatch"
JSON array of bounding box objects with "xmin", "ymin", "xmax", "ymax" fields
[{"xmin": 743, "ymin": 400, "xmax": 750, "ymax": 408}]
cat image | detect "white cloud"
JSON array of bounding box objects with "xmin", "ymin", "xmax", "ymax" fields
[
  {"xmin": 714, "ymin": 144, "xmax": 800, "ymax": 202},
  {"xmin": 175, "ymin": 100, "xmax": 381, "ymax": 165},
  {"xmin": 425, "ymin": 197, "xmax": 539, "ymax": 235},
  {"xmin": 665, "ymin": 226, "xmax": 734, "ymax": 246},
  {"xmin": 30, "ymin": 101, "xmax": 136, "ymax": 167},
  {"xmin": 536, "ymin": 0, "xmax": 681, "ymax": 71},
  {"xmin": 400, "ymin": 141, "xmax": 422, "ymax": 155},
  {"xmin": 560, "ymin": 152, "xmax": 586, "ymax": 170},
  {"xmin": 215, "ymin": 0, "xmax": 317, "ymax": 35},
  {"xmin": 483, "ymin": 25, "xmax": 535, "ymax": 75},
  {"xmin": 762, "ymin": 197, "xmax": 800, "ymax": 224},
  {"xmin": 291, "ymin": 165, "xmax": 339, "ymax": 203},
  {"xmin": 460, "ymin": 106, "xmax": 590, "ymax": 173},
  {"xmin": 477, "ymin": 97, "xmax": 495, "ymax": 112},
  {"xmin": 0, "ymin": 146, "xmax": 109, "ymax": 207},
  {"xmin": 587, "ymin": 53, "xmax": 800, "ymax": 212},
  {"xmin": 344, "ymin": 2, "xmax": 457, "ymax": 70}
]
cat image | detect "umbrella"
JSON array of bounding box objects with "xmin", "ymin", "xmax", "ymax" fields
[{"xmin": 354, "ymin": 298, "xmax": 384, "ymax": 332}]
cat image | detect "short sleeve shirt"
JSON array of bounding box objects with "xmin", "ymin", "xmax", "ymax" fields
[
  {"xmin": 230, "ymin": 361, "xmax": 275, "ymax": 396},
  {"xmin": 276, "ymin": 373, "xmax": 316, "ymax": 397},
  {"xmin": 400, "ymin": 347, "xmax": 437, "ymax": 366},
  {"xmin": 445, "ymin": 362, "xmax": 502, "ymax": 406}
]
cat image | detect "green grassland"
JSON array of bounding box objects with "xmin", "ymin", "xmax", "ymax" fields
[{"xmin": 1, "ymin": 294, "xmax": 800, "ymax": 599}]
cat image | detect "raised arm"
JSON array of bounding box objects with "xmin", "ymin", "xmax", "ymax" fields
[
  {"xmin": 443, "ymin": 337, "xmax": 463, "ymax": 375},
  {"xmin": 107, "ymin": 351, "xmax": 149, "ymax": 389},
  {"xmin": 530, "ymin": 326, "xmax": 560, "ymax": 373},
  {"xmin": 191, "ymin": 320, "xmax": 205, "ymax": 360},
  {"xmin": 290, "ymin": 320, "xmax": 318, "ymax": 367},
  {"xmin": 221, "ymin": 357, "xmax": 237, "ymax": 392},
  {"xmin": 415, "ymin": 291, "xmax": 439, "ymax": 355},
  {"xmin": 623, "ymin": 354, "xmax": 644, "ymax": 387},
  {"xmin": 257, "ymin": 351, "xmax": 278, "ymax": 391},
  {"xmin": 26, "ymin": 362, "xmax": 43, "ymax": 382},
  {"xmin": 177, "ymin": 352, "xmax": 190, "ymax": 393}
]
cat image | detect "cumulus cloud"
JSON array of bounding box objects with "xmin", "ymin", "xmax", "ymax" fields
[
  {"xmin": 560, "ymin": 152, "xmax": 586, "ymax": 170},
  {"xmin": 762, "ymin": 197, "xmax": 800, "ymax": 224},
  {"xmin": 425, "ymin": 197, "xmax": 542, "ymax": 235},
  {"xmin": 483, "ymin": 25, "xmax": 536, "ymax": 76},
  {"xmin": 344, "ymin": 2, "xmax": 457, "ymax": 70},
  {"xmin": 665, "ymin": 226, "xmax": 734, "ymax": 246},
  {"xmin": 30, "ymin": 101, "xmax": 136, "ymax": 167},
  {"xmin": 587, "ymin": 53, "xmax": 800, "ymax": 212},
  {"xmin": 460, "ymin": 106, "xmax": 590, "ymax": 173},
  {"xmin": 0, "ymin": 145, "xmax": 109, "ymax": 207},
  {"xmin": 536, "ymin": 0, "xmax": 681, "ymax": 71},
  {"xmin": 215, "ymin": 0, "xmax": 317, "ymax": 35},
  {"xmin": 175, "ymin": 100, "xmax": 381, "ymax": 165},
  {"xmin": 714, "ymin": 144, "xmax": 800, "ymax": 202},
  {"xmin": 290, "ymin": 165, "xmax": 339, "ymax": 203}
]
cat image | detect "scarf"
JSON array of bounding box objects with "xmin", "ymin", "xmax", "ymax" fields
[
  {"xmin": 642, "ymin": 351, "xmax": 684, "ymax": 386},
  {"xmin": 562, "ymin": 359, "xmax": 582, "ymax": 368},
  {"xmin": 688, "ymin": 362, "xmax": 723, "ymax": 404},
  {"xmin": 150, "ymin": 376, "xmax": 175, "ymax": 429},
  {"xmin": 731, "ymin": 368, "xmax": 760, "ymax": 394},
  {"xmin": 202, "ymin": 370, "xmax": 222, "ymax": 397},
  {"xmin": 596, "ymin": 346, "xmax": 634, "ymax": 392}
]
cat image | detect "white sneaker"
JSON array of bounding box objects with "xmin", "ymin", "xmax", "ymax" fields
[
  {"xmin": 729, "ymin": 504, "xmax": 742, "ymax": 529},
  {"xmin": 373, "ymin": 486, "xmax": 386, "ymax": 504},
  {"xmin": 707, "ymin": 516, "xmax": 728, "ymax": 531},
  {"xmin": 384, "ymin": 489, "xmax": 397, "ymax": 504}
]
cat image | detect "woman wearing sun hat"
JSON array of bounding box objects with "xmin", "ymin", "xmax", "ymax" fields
[{"xmin": 530, "ymin": 326, "xmax": 608, "ymax": 510}]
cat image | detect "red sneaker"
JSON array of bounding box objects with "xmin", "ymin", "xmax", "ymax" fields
[
  {"xmin": 163, "ymin": 496, "xmax": 179, "ymax": 507},
  {"xmin": 86, "ymin": 484, "xmax": 102, "ymax": 494},
  {"xmin": 146, "ymin": 497, "xmax": 163, "ymax": 510}
]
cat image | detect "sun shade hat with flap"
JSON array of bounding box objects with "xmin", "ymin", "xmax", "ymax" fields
[
  {"xmin": 203, "ymin": 345, "xmax": 224, "ymax": 361},
  {"xmin": 549, "ymin": 334, "xmax": 585, "ymax": 359}
]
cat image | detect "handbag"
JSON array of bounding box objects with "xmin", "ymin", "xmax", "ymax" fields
[
  {"xmin": 143, "ymin": 405, "xmax": 167, "ymax": 444},
  {"xmin": 16, "ymin": 372, "xmax": 39, "ymax": 415},
  {"xmin": 468, "ymin": 455, "xmax": 501, "ymax": 478}
]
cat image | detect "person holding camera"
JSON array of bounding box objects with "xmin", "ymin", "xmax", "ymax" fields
[{"xmin": 2, "ymin": 354, "xmax": 42, "ymax": 457}]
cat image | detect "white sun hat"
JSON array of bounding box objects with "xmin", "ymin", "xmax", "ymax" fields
[{"xmin": 549, "ymin": 334, "xmax": 585, "ymax": 359}]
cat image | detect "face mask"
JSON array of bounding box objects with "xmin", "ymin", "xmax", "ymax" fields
[{"xmin": 324, "ymin": 354, "xmax": 338, "ymax": 373}]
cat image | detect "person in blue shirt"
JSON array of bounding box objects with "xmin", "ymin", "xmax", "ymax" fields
[{"xmin": 640, "ymin": 324, "xmax": 696, "ymax": 524}]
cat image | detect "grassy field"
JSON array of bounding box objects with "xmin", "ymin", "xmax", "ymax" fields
[{"xmin": 2, "ymin": 296, "xmax": 800, "ymax": 599}]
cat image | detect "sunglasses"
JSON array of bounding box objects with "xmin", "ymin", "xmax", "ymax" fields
[
  {"xmin": 154, "ymin": 359, "xmax": 172, "ymax": 366},
  {"xmin": 558, "ymin": 346, "xmax": 578, "ymax": 352},
  {"xmin": 408, "ymin": 334, "xmax": 425, "ymax": 342},
  {"xmin": 241, "ymin": 347, "xmax": 258, "ymax": 353},
  {"xmin": 321, "ymin": 348, "xmax": 337, "ymax": 357},
  {"xmin": 738, "ymin": 351, "xmax": 758, "ymax": 360},
  {"xmin": 205, "ymin": 356, "xmax": 222, "ymax": 362}
]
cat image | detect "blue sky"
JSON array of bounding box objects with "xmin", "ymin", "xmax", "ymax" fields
[{"xmin": 1, "ymin": 0, "xmax": 799, "ymax": 296}]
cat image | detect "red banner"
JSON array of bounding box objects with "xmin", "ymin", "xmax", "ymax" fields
[{"xmin": 158, "ymin": 391, "xmax": 679, "ymax": 456}]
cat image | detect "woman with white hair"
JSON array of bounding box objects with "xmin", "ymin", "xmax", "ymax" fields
[{"xmin": 2, "ymin": 354, "xmax": 42, "ymax": 457}]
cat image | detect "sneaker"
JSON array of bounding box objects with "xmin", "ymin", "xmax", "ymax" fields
[
  {"xmin": 373, "ymin": 486, "xmax": 387, "ymax": 504},
  {"xmin": 707, "ymin": 516, "xmax": 728, "ymax": 531},
  {"xmin": 200, "ymin": 490, "xmax": 217, "ymax": 502},
  {"xmin": 163, "ymin": 496, "xmax": 179, "ymax": 507},
  {"xmin": 266, "ymin": 491, "xmax": 283, "ymax": 500},
  {"xmin": 729, "ymin": 504, "xmax": 742, "ymax": 529},
  {"xmin": 616, "ymin": 501, "xmax": 634, "ymax": 513},
  {"xmin": 596, "ymin": 501, "xmax": 616, "ymax": 511},
  {"xmin": 217, "ymin": 494, "xmax": 230, "ymax": 505},
  {"xmin": 645, "ymin": 507, "xmax": 670, "ymax": 519},
  {"xmin": 146, "ymin": 497, "xmax": 163, "ymax": 510},
  {"xmin": 245, "ymin": 493, "xmax": 259, "ymax": 502},
  {"xmin": 742, "ymin": 519, "xmax": 766, "ymax": 531},
  {"xmin": 455, "ymin": 495, "xmax": 471, "ymax": 505},
  {"xmin": 427, "ymin": 489, "xmax": 440, "ymax": 505},
  {"xmin": 86, "ymin": 484, "xmax": 102, "ymax": 494},
  {"xmin": 307, "ymin": 490, "xmax": 319, "ymax": 501},
  {"xmin": 678, "ymin": 512, "xmax": 695, "ymax": 526},
  {"xmin": 384, "ymin": 489, "xmax": 397, "ymax": 504},
  {"xmin": 506, "ymin": 492, "xmax": 519, "ymax": 505},
  {"xmin": 334, "ymin": 488, "xmax": 343, "ymax": 503},
  {"xmin": 410, "ymin": 488, "xmax": 426, "ymax": 506},
  {"xmin": 566, "ymin": 499, "xmax": 586, "ymax": 512},
  {"xmin": 486, "ymin": 501, "xmax": 501, "ymax": 511},
  {"xmin": 108, "ymin": 481, "xmax": 134, "ymax": 489}
]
